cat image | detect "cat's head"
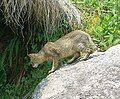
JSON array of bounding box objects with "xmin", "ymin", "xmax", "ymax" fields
[{"xmin": 28, "ymin": 54, "xmax": 40, "ymax": 68}]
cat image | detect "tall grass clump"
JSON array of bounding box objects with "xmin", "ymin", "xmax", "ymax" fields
[
  {"xmin": 2, "ymin": 0, "xmax": 81, "ymax": 36},
  {"xmin": 0, "ymin": 0, "xmax": 81, "ymax": 98},
  {"xmin": 1, "ymin": 0, "xmax": 81, "ymax": 81}
]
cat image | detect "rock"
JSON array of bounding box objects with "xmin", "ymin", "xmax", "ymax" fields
[{"xmin": 32, "ymin": 44, "xmax": 120, "ymax": 99}]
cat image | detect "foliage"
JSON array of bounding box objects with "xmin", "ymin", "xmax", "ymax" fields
[
  {"xmin": 0, "ymin": 0, "xmax": 119, "ymax": 98},
  {"xmin": 72, "ymin": 0, "xmax": 120, "ymax": 50}
]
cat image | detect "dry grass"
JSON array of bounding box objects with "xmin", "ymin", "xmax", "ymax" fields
[{"xmin": 1, "ymin": 0, "xmax": 81, "ymax": 37}]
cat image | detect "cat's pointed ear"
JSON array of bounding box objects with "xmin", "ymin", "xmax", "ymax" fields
[
  {"xmin": 28, "ymin": 54, "xmax": 33, "ymax": 57},
  {"xmin": 28, "ymin": 54, "xmax": 37, "ymax": 57}
]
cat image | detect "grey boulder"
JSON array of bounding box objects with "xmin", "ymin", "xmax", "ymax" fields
[{"xmin": 32, "ymin": 44, "xmax": 120, "ymax": 99}]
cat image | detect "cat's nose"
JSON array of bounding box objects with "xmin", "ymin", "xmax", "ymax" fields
[{"xmin": 32, "ymin": 64, "xmax": 39, "ymax": 68}]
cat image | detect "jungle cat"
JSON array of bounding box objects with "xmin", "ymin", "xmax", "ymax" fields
[{"xmin": 28, "ymin": 30, "xmax": 98, "ymax": 73}]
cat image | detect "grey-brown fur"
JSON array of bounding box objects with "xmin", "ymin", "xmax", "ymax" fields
[{"xmin": 28, "ymin": 30, "xmax": 98, "ymax": 73}]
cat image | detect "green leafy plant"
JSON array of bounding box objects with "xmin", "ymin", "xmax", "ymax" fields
[{"xmin": 73, "ymin": 0, "xmax": 120, "ymax": 50}]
